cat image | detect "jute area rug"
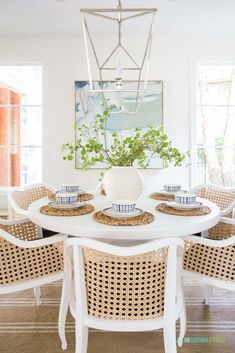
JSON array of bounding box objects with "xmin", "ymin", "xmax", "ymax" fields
[{"xmin": 0, "ymin": 281, "xmax": 234, "ymax": 353}]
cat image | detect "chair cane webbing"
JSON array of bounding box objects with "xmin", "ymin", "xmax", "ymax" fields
[
  {"xmin": 82, "ymin": 247, "xmax": 168, "ymax": 320},
  {"xmin": 195, "ymin": 187, "xmax": 235, "ymax": 212},
  {"xmin": 12, "ymin": 187, "xmax": 52, "ymax": 211},
  {"xmin": 0, "ymin": 221, "xmax": 38, "ymax": 241},
  {"xmin": 0, "ymin": 239, "xmax": 64, "ymax": 286},
  {"xmin": 184, "ymin": 241, "xmax": 235, "ymax": 282},
  {"xmin": 208, "ymin": 221, "xmax": 235, "ymax": 240},
  {"xmin": 0, "ymin": 221, "xmax": 64, "ymax": 287}
]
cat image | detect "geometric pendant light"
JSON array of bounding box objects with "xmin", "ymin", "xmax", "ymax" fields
[{"xmin": 80, "ymin": 1, "xmax": 157, "ymax": 113}]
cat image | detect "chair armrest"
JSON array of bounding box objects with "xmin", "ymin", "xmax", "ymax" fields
[
  {"xmin": 185, "ymin": 234, "xmax": 235, "ymax": 248},
  {"xmin": 0, "ymin": 228, "xmax": 67, "ymax": 248},
  {"xmin": 220, "ymin": 200, "xmax": 235, "ymax": 216},
  {"xmin": 220, "ymin": 216, "xmax": 235, "ymax": 224}
]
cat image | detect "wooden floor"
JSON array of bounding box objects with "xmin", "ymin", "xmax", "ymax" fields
[{"xmin": 0, "ymin": 281, "xmax": 234, "ymax": 353}]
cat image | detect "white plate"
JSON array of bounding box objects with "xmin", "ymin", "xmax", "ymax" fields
[
  {"xmin": 158, "ymin": 189, "xmax": 187, "ymax": 196},
  {"xmin": 56, "ymin": 190, "xmax": 85, "ymax": 195},
  {"xmin": 102, "ymin": 207, "xmax": 143, "ymax": 219},
  {"xmin": 166, "ymin": 201, "xmax": 202, "ymax": 210},
  {"xmin": 48, "ymin": 201, "xmax": 85, "ymax": 210}
]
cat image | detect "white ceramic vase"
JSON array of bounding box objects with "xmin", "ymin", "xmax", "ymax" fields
[{"xmin": 103, "ymin": 166, "xmax": 144, "ymax": 202}]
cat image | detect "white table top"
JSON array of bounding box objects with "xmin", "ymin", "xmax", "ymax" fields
[{"xmin": 28, "ymin": 192, "xmax": 221, "ymax": 241}]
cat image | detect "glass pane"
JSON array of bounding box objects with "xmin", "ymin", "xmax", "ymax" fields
[
  {"xmin": 0, "ymin": 106, "xmax": 42, "ymax": 147},
  {"xmin": 197, "ymin": 147, "xmax": 207, "ymax": 185},
  {"xmin": 0, "ymin": 146, "xmax": 21, "ymax": 187},
  {"xmin": 197, "ymin": 106, "xmax": 235, "ymax": 145},
  {"xmin": 0, "ymin": 65, "xmax": 42, "ymax": 105},
  {"xmin": 0, "ymin": 146, "xmax": 42, "ymax": 187},
  {"xmin": 0, "ymin": 106, "xmax": 10, "ymax": 145},
  {"xmin": 21, "ymin": 147, "xmax": 42, "ymax": 186},
  {"xmin": 197, "ymin": 146, "xmax": 235, "ymax": 186},
  {"xmin": 197, "ymin": 64, "xmax": 235, "ymax": 106},
  {"xmin": 20, "ymin": 106, "xmax": 42, "ymax": 146},
  {"xmin": 196, "ymin": 64, "xmax": 235, "ymax": 186}
]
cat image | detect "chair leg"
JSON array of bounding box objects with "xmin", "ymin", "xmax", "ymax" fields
[
  {"xmin": 59, "ymin": 274, "xmax": 71, "ymax": 350},
  {"xmin": 34, "ymin": 287, "xmax": 41, "ymax": 306},
  {"xmin": 75, "ymin": 322, "xmax": 88, "ymax": 353},
  {"xmin": 177, "ymin": 281, "xmax": 186, "ymax": 347},
  {"xmin": 178, "ymin": 306, "xmax": 186, "ymax": 347},
  {"xmin": 163, "ymin": 322, "xmax": 177, "ymax": 353},
  {"xmin": 204, "ymin": 284, "xmax": 212, "ymax": 305}
]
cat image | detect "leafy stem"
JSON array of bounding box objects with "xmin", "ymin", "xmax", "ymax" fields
[{"xmin": 62, "ymin": 100, "xmax": 190, "ymax": 170}]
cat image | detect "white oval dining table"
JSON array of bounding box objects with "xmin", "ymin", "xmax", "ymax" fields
[{"xmin": 28, "ymin": 192, "xmax": 221, "ymax": 241}]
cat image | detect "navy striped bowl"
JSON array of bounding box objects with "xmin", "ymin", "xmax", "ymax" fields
[
  {"xmin": 164, "ymin": 184, "xmax": 181, "ymax": 193},
  {"xmin": 174, "ymin": 192, "xmax": 196, "ymax": 205},
  {"xmin": 56, "ymin": 193, "xmax": 77, "ymax": 204},
  {"xmin": 61, "ymin": 184, "xmax": 81, "ymax": 193},
  {"xmin": 112, "ymin": 200, "xmax": 136, "ymax": 213}
]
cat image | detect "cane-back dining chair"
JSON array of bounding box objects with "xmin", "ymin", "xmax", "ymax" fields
[
  {"xmin": 8, "ymin": 182, "xmax": 56, "ymax": 219},
  {"xmin": 0, "ymin": 218, "xmax": 66, "ymax": 308},
  {"xmin": 59, "ymin": 237, "xmax": 186, "ymax": 353},
  {"xmin": 183, "ymin": 217, "xmax": 235, "ymax": 304},
  {"xmin": 191, "ymin": 184, "xmax": 235, "ymax": 217}
]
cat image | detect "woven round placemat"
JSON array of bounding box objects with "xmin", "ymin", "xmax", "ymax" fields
[
  {"xmin": 48, "ymin": 192, "xmax": 94, "ymax": 202},
  {"xmin": 156, "ymin": 203, "xmax": 211, "ymax": 216},
  {"xmin": 149, "ymin": 192, "xmax": 175, "ymax": 201},
  {"xmin": 93, "ymin": 211, "xmax": 154, "ymax": 226},
  {"xmin": 40, "ymin": 204, "xmax": 94, "ymax": 217}
]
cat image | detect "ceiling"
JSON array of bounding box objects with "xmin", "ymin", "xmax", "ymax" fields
[{"xmin": 0, "ymin": 0, "xmax": 235, "ymax": 35}]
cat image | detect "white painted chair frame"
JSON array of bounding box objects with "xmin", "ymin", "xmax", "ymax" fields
[
  {"xmin": 59, "ymin": 237, "xmax": 186, "ymax": 353},
  {"xmin": 183, "ymin": 220, "xmax": 235, "ymax": 305},
  {"xmin": 191, "ymin": 184, "xmax": 235, "ymax": 217},
  {"xmin": 7, "ymin": 182, "xmax": 56, "ymax": 218},
  {"xmin": 0, "ymin": 218, "xmax": 67, "ymax": 308}
]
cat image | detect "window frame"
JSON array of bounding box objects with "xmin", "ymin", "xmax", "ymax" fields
[
  {"xmin": 190, "ymin": 57, "xmax": 235, "ymax": 188},
  {"xmin": 0, "ymin": 62, "xmax": 47, "ymax": 191}
]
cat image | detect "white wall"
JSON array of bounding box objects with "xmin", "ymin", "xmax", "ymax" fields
[{"xmin": 1, "ymin": 33, "xmax": 235, "ymax": 207}]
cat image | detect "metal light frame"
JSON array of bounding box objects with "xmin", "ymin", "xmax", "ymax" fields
[{"xmin": 80, "ymin": 1, "xmax": 157, "ymax": 113}]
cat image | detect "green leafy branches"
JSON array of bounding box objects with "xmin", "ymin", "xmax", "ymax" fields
[{"xmin": 62, "ymin": 101, "xmax": 190, "ymax": 169}]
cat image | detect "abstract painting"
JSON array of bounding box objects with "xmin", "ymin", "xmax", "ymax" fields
[{"xmin": 75, "ymin": 81, "xmax": 163, "ymax": 168}]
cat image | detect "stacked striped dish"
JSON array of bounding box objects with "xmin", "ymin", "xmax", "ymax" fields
[
  {"xmin": 56, "ymin": 193, "xmax": 77, "ymax": 204},
  {"xmin": 163, "ymin": 184, "xmax": 181, "ymax": 193},
  {"xmin": 102, "ymin": 199, "xmax": 143, "ymax": 219},
  {"xmin": 61, "ymin": 184, "xmax": 82, "ymax": 193},
  {"xmin": 48, "ymin": 192, "xmax": 85, "ymax": 210},
  {"xmin": 175, "ymin": 192, "xmax": 196, "ymax": 204},
  {"xmin": 166, "ymin": 192, "xmax": 202, "ymax": 210},
  {"xmin": 112, "ymin": 200, "xmax": 136, "ymax": 213}
]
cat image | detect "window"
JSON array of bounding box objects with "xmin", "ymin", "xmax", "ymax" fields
[
  {"xmin": 0, "ymin": 65, "xmax": 42, "ymax": 187},
  {"xmin": 196, "ymin": 64, "xmax": 235, "ymax": 186}
]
